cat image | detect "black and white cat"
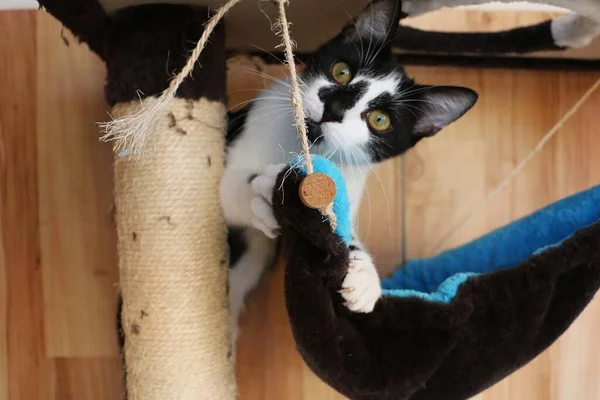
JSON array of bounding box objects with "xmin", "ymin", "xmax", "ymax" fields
[{"xmin": 223, "ymin": 0, "xmax": 478, "ymax": 342}]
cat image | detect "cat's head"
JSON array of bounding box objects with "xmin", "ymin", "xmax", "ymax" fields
[{"xmin": 301, "ymin": 0, "xmax": 478, "ymax": 164}]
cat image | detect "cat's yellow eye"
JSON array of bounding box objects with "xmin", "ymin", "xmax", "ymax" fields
[
  {"xmin": 368, "ymin": 110, "xmax": 391, "ymax": 131},
  {"xmin": 331, "ymin": 61, "xmax": 352, "ymax": 84}
]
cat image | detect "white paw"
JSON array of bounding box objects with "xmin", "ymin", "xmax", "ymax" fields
[
  {"xmin": 250, "ymin": 163, "xmax": 287, "ymax": 239},
  {"xmin": 551, "ymin": 15, "xmax": 600, "ymax": 49},
  {"xmin": 340, "ymin": 255, "xmax": 381, "ymax": 313}
]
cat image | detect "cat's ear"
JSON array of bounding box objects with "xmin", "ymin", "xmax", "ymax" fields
[
  {"xmin": 412, "ymin": 86, "xmax": 478, "ymax": 137},
  {"xmin": 342, "ymin": 0, "xmax": 403, "ymax": 44}
]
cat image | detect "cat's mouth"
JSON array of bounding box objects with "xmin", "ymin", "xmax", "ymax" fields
[{"xmin": 306, "ymin": 119, "xmax": 324, "ymax": 145}]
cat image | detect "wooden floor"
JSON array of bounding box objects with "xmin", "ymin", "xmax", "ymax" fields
[{"xmin": 2, "ymin": 9, "xmax": 600, "ymax": 400}]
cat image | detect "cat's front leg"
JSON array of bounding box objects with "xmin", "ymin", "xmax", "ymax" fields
[
  {"xmin": 250, "ymin": 163, "xmax": 287, "ymax": 238},
  {"xmin": 340, "ymin": 236, "xmax": 382, "ymax": 313}
]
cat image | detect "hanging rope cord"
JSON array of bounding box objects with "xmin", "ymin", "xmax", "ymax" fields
[{"xmin": 100, "ymin": 0, "xmax": 337, "ymax": 229}]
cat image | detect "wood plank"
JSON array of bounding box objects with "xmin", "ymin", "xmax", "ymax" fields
[
  {"xmin": 2, "ymin": 10, "xmax": 598, "ymax": 400},
  {"xmin": 404, "ymin": 66, "xmax": 600, "ymax": 400},
  {"xmin": 36, "ymin": 12, "xmax": 119, "ymax": 358},
  {"xmin": 356, "ymin": 158, "xmax": 403, "ymax": 276},
  {"xmin": 229, "ymin": 60, "xmax": 401, "ymax": 399},
  {"xmin": 403, "ymin": 67, "xmax": 599, "ymax": 257},
  {"xmin": 471, "ymin": 76, "xmax": 600, "ymax": 400},
  {"xmin": 403, "ymin": 9, "xmax": 600, "ymax": 61},
  {"xmin": 0, "ymin": 11, "xmax": 55, "ymax": 400},
  {"xmin": 54, "ymin": 358, "xmax": 124, "ymax": 400},
  {"xmin": 227, "ymin": 59, "xmax": 313, "ymax": 397}
]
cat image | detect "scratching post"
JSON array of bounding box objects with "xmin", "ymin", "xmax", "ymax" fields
[
  {"xmin": 105, "ymin": 5, "xmax": 234, "ymax": 399},
  {"xmin": 114, "ymin": 100, "xmax": 232, "ymax": 399}
]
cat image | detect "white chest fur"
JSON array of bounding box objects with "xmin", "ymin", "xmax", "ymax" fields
[{"xmin": 221, "ymin": 81, "xmax": 370, "ymax": 226}]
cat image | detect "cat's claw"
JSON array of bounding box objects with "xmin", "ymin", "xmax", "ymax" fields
[
  {"xmin": 340, "ymin": 255, "xmax": 381, "ymax": 313},
  {"xmin": 250, "ymin": 163, "xmax": 286, "ymax": 238}
]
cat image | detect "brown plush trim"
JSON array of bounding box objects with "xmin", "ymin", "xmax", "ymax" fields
[
  {"xmin": 247, "ymin": 50, "xmax": 600, "ymax": 71},
  {"xmin": 245, "ymin": 17, "xmax": 600, "ymax": 72},
  {"xmin": 104, "ymin": 4, "xmax": 226, "ymax": 105},
  {"xmin": 394, "ymin": 20, "xmax": 561, "ymax": 54},
  {"xmin": 38, "ymin": 0, "xmax": 109, "ymax": 58},
  {"xmin": 274, "ymin": 169, "xmax": 600, "ymax": 400},
  {"xmin": 394, "ymin": 54, "xmax": 600, "ymax": 71}
]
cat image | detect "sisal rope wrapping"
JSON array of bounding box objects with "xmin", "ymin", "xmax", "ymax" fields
[
  {"xmin": 100, "ymin": 0, "xmax": 243, "ymax": 158},
  {"xmin": 114, "ymin": 98, "xmax": 235, "ymax": 400},
  {"xmin": 101, "ymin": 0, "xmax": 338, "ymax": 230}
]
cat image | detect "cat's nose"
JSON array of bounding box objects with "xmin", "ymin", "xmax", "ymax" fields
[{"xmin": 321, "ymin": 102, "xmax": 345, "ymax": 123}]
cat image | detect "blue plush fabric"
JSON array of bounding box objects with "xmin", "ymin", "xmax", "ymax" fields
[
  {"xmin": 289, "ymin": 154, "xmax": 353, "ymax": 245},
  {"xmin": 382, "ymin": 185, "xmax": 600, "ymax": 302}
]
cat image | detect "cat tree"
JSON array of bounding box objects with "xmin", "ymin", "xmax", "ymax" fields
[
  {"xmin": 35, "ymin": 0, "xmax": 600, "ymax": 399},
  {"xmin": 36, "ymin": 1, "xmax": 372, "ymax": 398}
]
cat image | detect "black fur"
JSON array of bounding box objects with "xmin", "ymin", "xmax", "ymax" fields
[
  {"xmin": 227, "ymin": 227, "xmax": 248, "ymax": 267},
  {"xmin": 319, "ymin": 81, "xmax": 369, "ymax": 122},
  {"xmin": 394, "ymin": 20, "xmax": 561, "ymax": 54},
  {"xmin": 116, "ymin": 296, "xmax": 127, "ymax": 399},
  {"xmin": 301, "ymin": 0, "xmax": 478, "ymax": 163},
  {"xmin": 227, "ymin": 104, "xmax": 251, "ymax": 146},
  {"xmin": 104, "ymin": 4, "xmax": 226, "ymax": 105},
  {"xmin": 38, "ymin": 0, "xmax": 109, "ymax": 58},
  {"xmin": 273, "ymin": 167, "xmax": 600, "ymax": 400}
]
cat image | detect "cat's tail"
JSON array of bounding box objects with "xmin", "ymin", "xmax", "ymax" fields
[{"xmin": 393, "ymin": 14, "xmax": 600, "ymax": 55}]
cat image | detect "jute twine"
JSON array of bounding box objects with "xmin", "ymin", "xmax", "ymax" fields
[
  {"xmin": 115, "ymin": 98, "xmax": 235, "ymax": 400},
  {"xmin": 99, "ymin": 0, "xmax": 244, "ymax": 157},
  {"xmin": 272, "ymin": 0, "xmax": 338, "ymax": 230},
  {"xmin": 100, "ymin": 0, "xmax": 338, "ymax": 230}
]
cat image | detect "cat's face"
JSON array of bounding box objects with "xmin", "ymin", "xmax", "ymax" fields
[{"xmin": 300, "ymin": 0, "xmax": 478, "ymax": 164}]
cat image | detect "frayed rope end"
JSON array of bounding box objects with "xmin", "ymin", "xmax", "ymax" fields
[{"xmin": 98, "ymin": 92, "xmax": 175, "ymax": 158}]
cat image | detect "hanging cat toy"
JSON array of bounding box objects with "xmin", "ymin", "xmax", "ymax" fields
[{"xmin": 39, "ymin": 0, "xmax": 600, "ymax": 399}]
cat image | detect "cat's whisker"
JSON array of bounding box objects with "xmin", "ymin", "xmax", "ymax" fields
[
  {"xmin": 397, "ymin": 84, "xmax": 442, "ymax": 98},
  {"xmin": 339, "ymin": 6, "xmax": 366, "ymax": 64},
  {"xmin": 343, "ymin": 32, "xmax": 364, "ymax": 66},
  {"xmin": 229, "ymin": 103, "xmax": 294, "ymax": 122},
  {"xmin": 364, "ymin": 1, "xmax": 377, "ymax": 68},
  {"xmin": 349, "ymin": 148, "xmax": 371, "ymax": 237},
  {"xmin": 323, "ymin": 142, "xmax": 340, "ymax": 162},
  {"xmin": 368, "ymin": 1, "xmax": 402, "ymax": 66},
  {"xmin": 241, "ymin": 68, "xmax": 295, "ymax": 91},
  {"xmin": 246, "ymin": 107, "xmax": 295, "ymax": 120},
  {"xmin": 308, "ymin": 134, "xmax": 326, "ymax": 151},
  {"xmin": 396, "ymin": 104, "xmax": 420, "ymax": 119},
  {"xmin": 227, "ymin": 107, "xmax": 294, "ymax": 140},
  {"xmin": 250, "ymin": 44, "xmax": 288, "ymax": 67},
  {"xmin": 229, "ymin": 94, "xmax": 292, "ymax": 107},
  {"xmin": 228, "ymin": 96, "xmax": 291, "ymax": 113},
  {"xmin": 357, "ymin": 150, "xmax": 392, "ymax": 238},
  {"xmin": 244, "ymin": 107, "xmax": 294, "ymax": 125},
  {"xmin": 396, "ymin": 99, "xmax": 448, "ymax": 110},
  {"xmin": 323, "ymin": 143, "xmax": 338, "ymax": 160},
  {"xmin": 227, "ymin": 88, "xmax": 264, "ymax": 95}
]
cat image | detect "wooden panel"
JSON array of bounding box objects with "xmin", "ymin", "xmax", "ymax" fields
[
  {"xmin": 236, "ymin": 259, "xmax": 349, "ymax": 400},
  {"xmin": 356, "ymin": 158, "xmax": 403, "ymax": 276},
  {"xmin": 54, "ymin": 358, "xmax": 124, "ymax": 400},
  {"xmin": 404, "ymin": 66, "xmax": 600, "ymax": 400},
  {"xmin": 228, "ymin": 60, "xmax": 358, "ymax": 400},
  {"xmin": 0, "ymin": 11, "xmax": 56, "ymax": 400},
  {"xmin": 99, "ymin": 0, "xmax": 368, "ymax": 52},
  {"xmin": 471, "ymin": 77, "xmax": 600, "ymax": 400},
  {"xmin": 36, "ymin": 12, "xmax": 119, "ymax": 358},
  {"xmin": 403, "ymin": 67, "xmax": 599, "ymax": 257},
  {"xmin": 404, "ymin": 9, "xmax": 600, "ymax": 61},
  {"xmin": 2, "ymin": 9, "xmax": 599, "ymax": 400},
  {"xmin": 226, "ymin": 58, "xmax": 404, "ymax": 275}
]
